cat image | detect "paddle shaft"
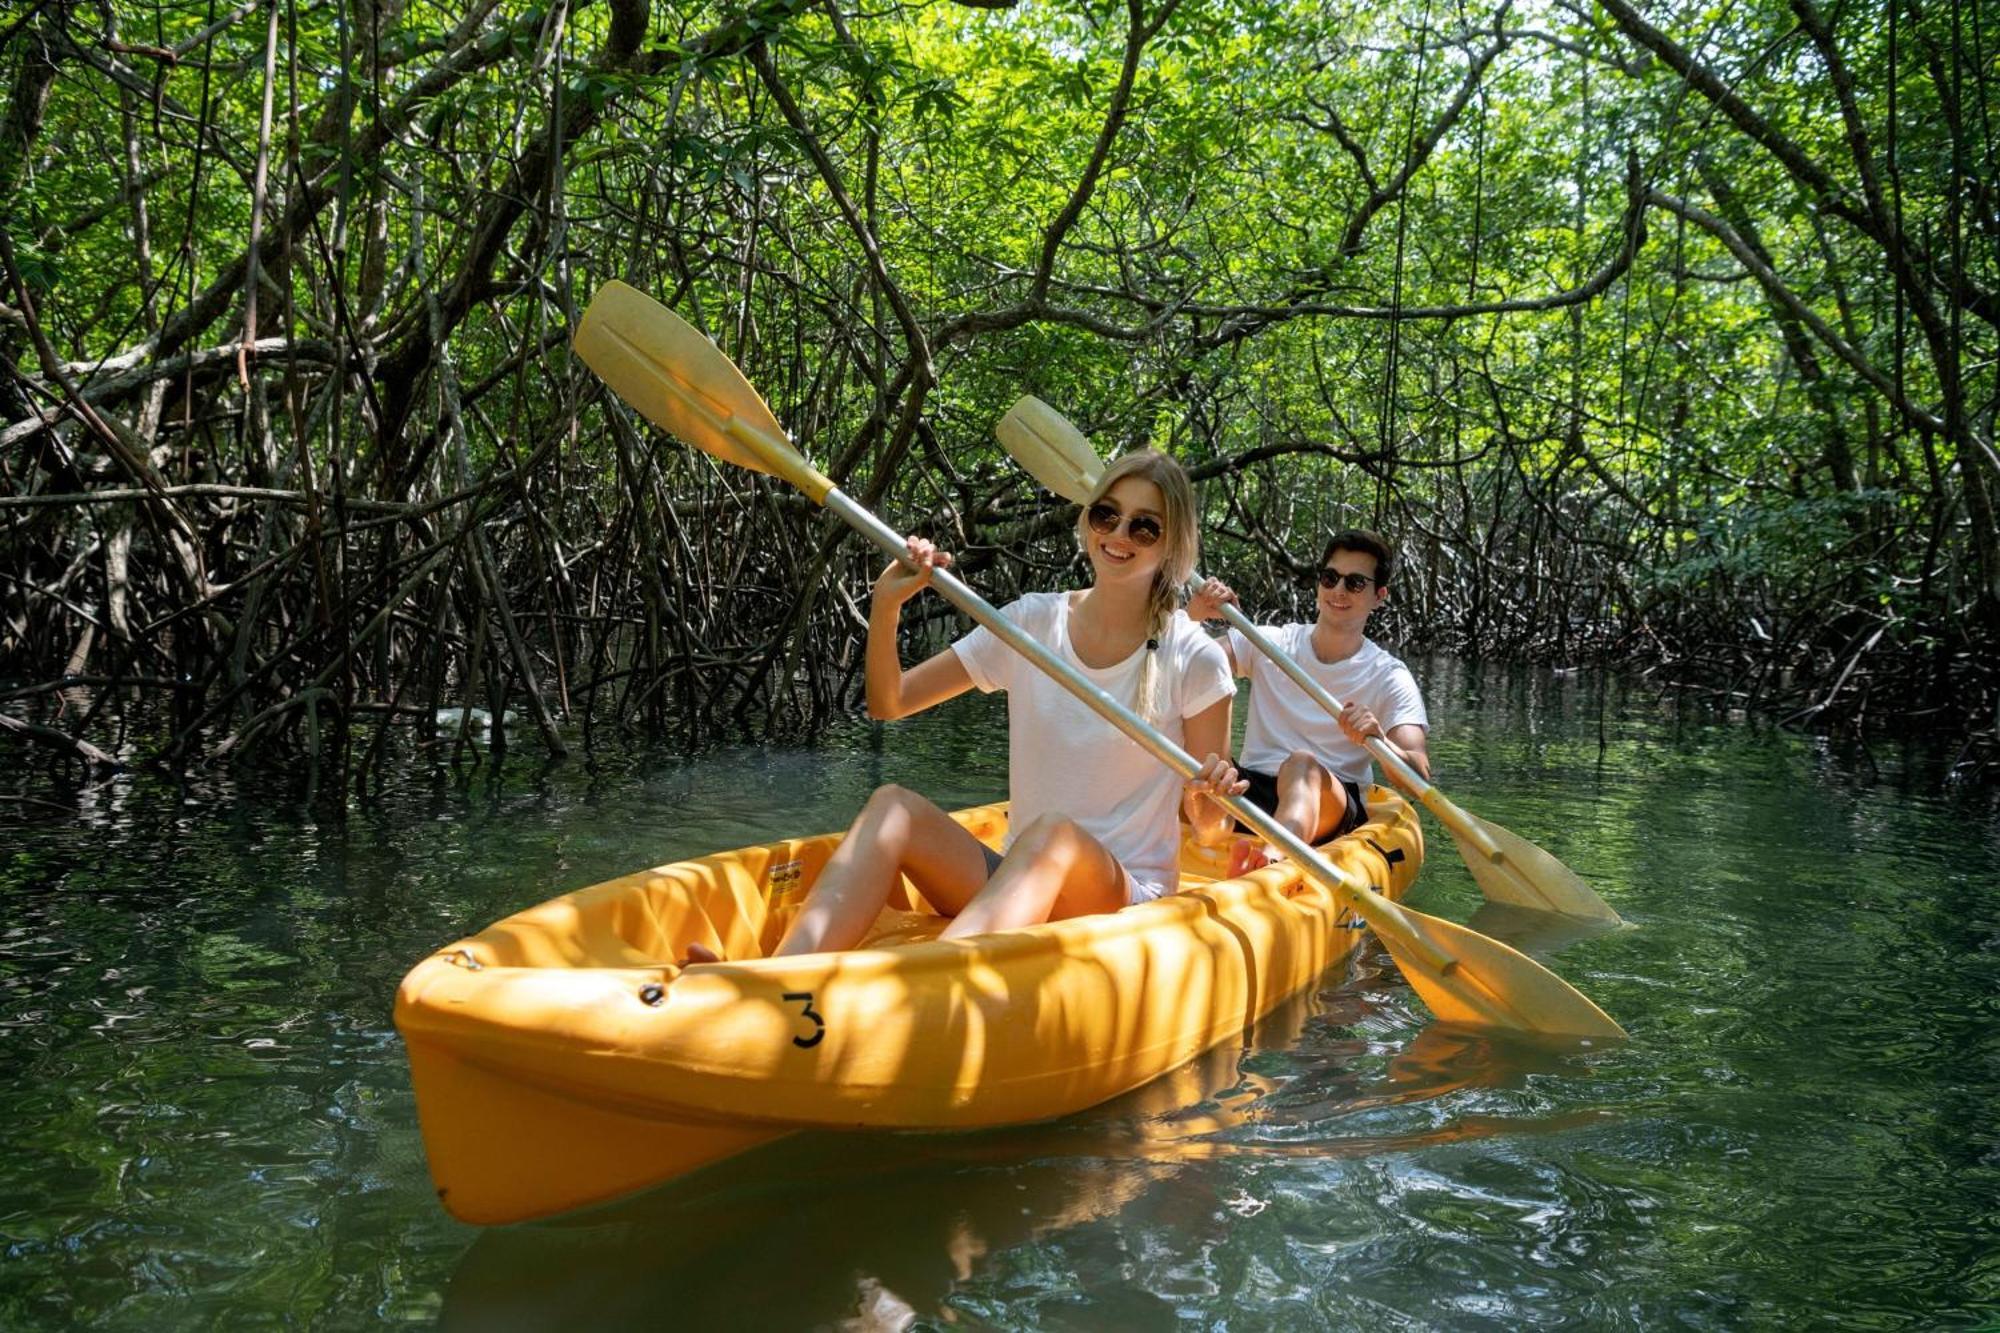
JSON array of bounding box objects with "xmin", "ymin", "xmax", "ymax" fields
[{"xmin": 1203, "ymin": 594, "xmax": 1504, "ymax": 863}]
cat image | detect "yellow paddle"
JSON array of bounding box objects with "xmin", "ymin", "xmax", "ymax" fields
[
  {"xmin": 995, "ymin": 395, "xmax": 1622, "ymax": 925},
  {"xmin": 574, "ymin": 280, "xmax": 1624, "ymax": 1040}
]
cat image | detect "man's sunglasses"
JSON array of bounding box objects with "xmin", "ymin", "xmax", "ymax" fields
[
  {"xmin": 1085, "ymin": 502, "xmax": 1164, "ymax": 548},
  {"xmin": 1318, "ymin": 568, "xmax": 1377, "ymax": 593}
]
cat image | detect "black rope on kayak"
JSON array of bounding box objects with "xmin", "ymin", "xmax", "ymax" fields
[{"xmin": 1365, "ymin": 839, "xmax": 1407, "ymax": 868}]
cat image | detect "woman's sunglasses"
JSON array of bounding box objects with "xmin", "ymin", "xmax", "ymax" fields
[
  {"xmin": 1317, "ymin": 568, "xmax": 1377, "ymax": 593},
  {"xmin": 1085, "ymin": 502, "xmax": 1164, "ymax": 548}
]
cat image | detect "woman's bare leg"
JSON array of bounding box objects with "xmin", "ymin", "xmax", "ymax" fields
[
  {"xmin": 1275, "ymin": 750, "xmax": 1347, "ymax": 845},
  {"xmin": 940, "ymin": 815, "xmax": 1129, "ymax": 939},
  {"xmin": 773, "ymin": 784, "xmax": 994, "ymax": 956}
]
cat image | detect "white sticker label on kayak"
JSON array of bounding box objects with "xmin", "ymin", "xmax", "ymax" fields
[{"xmin": 768, "ymin": 858, "xmax": 806, "ymax": 897}]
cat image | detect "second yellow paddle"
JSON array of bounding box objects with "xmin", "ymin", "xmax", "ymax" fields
[
  {"xmin": 574, "ymin": 281, "xmax": 1623, "ymax": 1040},
  {"xmin": 995, "ymin": 394, "xmax": 1621, "ymax": 924}
]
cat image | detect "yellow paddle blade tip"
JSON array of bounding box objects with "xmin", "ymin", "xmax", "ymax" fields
[
  {"xmin": 575, "ymin": 282, "xmax": 800, "ymax": 484},
  {"xmin": 995, "ymin": 396, "xmax": 1103, "ymax": 504}
]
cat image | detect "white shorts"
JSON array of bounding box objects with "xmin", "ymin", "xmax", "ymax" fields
[{"xmin": 981, "ymin": 843, "xmax": 1168, "ymax": 906}]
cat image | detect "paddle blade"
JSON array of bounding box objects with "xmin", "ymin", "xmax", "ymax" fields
[
  {"xmin": 995, "ymin": 396, "xmax": 1104, "ymax": 504},
  {"xmin": 574, "ymin": 281, "xmax": 791, "ymax": 480},
  {"xmin": 1445, "ymin": 811, "xmax": 1622, "ymax": 924},
  {"xmin": 1366, "ymin": 900, "xmax": 1626, "ymax": 1040}
]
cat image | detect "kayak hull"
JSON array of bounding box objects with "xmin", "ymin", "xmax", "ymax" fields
[{"xmin": 395, "ymin": 792, "xmax": 1422, "ymax": 1224}]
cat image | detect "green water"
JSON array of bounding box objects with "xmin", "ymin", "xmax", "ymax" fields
[{"xmin": 2, "ymin": 663, "xmax": 1996, "ymax": 1329}]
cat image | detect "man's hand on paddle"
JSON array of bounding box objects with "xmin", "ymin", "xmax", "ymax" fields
[
  {"xmin": 1337, "ymin": 701, "xmax": 1383, "ymax": 745},
  {"xmin": 1184, "ymin": 577, "xmax": 1236, "ymax": 623}
]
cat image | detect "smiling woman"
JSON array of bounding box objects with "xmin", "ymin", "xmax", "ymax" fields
[
  {"xmin": 1071, "ymin": 451, "xmax": 1203, "ymax": 731},
  {"xmin": 740, "ymin": 446, "xmax": 1244, "ymax": 958}
]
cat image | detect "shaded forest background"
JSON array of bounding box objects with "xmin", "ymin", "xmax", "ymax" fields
[{"xmin": 2, "ymin": 0, "xmax": 1995, "ymax": 790}]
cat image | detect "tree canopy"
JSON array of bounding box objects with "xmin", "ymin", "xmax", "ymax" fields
[{"xmin": 2, "ymin": 0, "xmax": 1994, "ymax": 782}]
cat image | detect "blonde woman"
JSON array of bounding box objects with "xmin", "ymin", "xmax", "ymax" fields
[{"xmin": 693, "ymin": 450, "xmax": 1244, "ymax": 961}]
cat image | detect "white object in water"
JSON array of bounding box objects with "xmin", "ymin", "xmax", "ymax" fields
[{"xmin": 433, "ymin": 707, "xmax": 519, "ymax": 732}]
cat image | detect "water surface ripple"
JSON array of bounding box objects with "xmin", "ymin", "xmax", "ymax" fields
[{"xmin": 1, "ymin": 663, "xmax": 1995, "ymax": 1328}]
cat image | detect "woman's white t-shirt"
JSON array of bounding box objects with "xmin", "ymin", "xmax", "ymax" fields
[
  {"xmin": 953, "ymin": 592, "xmax": 1234, "ymax": 902},
  {"xmin": 1226, "ymin": 625, "xmax": 1428, "ymax": 786}
]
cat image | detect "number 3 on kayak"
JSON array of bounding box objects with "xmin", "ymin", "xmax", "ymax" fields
[{"xmin": 784, "ymin": 991, "xmax": 826, "ymax": 1048}]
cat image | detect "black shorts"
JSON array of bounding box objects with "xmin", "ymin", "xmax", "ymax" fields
[{"xmin": 1238, "ymin": 767, "xmax": 1367, "ymax": 840}]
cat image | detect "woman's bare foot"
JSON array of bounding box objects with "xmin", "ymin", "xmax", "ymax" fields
[
  {"xmin": 1227, "ymin": 839, "xmax": 1272, "ymax": 877},
  {"xmin": 680, "ymin": 941, "xmax": 721, "ymax": 966}
]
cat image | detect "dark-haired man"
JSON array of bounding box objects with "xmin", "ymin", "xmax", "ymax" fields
[{"xmin": 1186, "ymin": 530, "xmax": 1429, "ymax": 866}]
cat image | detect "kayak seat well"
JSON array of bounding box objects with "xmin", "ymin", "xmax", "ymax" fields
[{"xmin": 450, "ymin": 808, "xmax": 1010, "ymax": 971}]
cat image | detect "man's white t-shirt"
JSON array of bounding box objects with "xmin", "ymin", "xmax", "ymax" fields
[
  {"xmin": 1226, "ymin": 625, "xmax": 1428, "ymax": 786},
  {"xmin": 954, "ymin": 592, "xmax": 1234, "ymax": 902}
]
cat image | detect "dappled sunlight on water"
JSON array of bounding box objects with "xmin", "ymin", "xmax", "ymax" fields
[{"xmin": 1, "ymin": 666, "xmax": 1996, "ymax": 1327}]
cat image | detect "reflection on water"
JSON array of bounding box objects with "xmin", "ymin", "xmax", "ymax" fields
[
  {"xmin": 2, "ymin": 665, "xmax": 1997, "ymax": 1327},
  {"xmin": 1459, "ymin": 900, "xmax": 1630, "ymax": 959},
  {"xmin": 441, "ymin": 981, "xmax": 1603, "ymax": 1331}
]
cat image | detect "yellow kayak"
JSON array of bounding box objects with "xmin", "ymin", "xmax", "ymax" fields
[{"xmin": 395, "ymin": 789, "xmax": 1423, "ymax": 1224}]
